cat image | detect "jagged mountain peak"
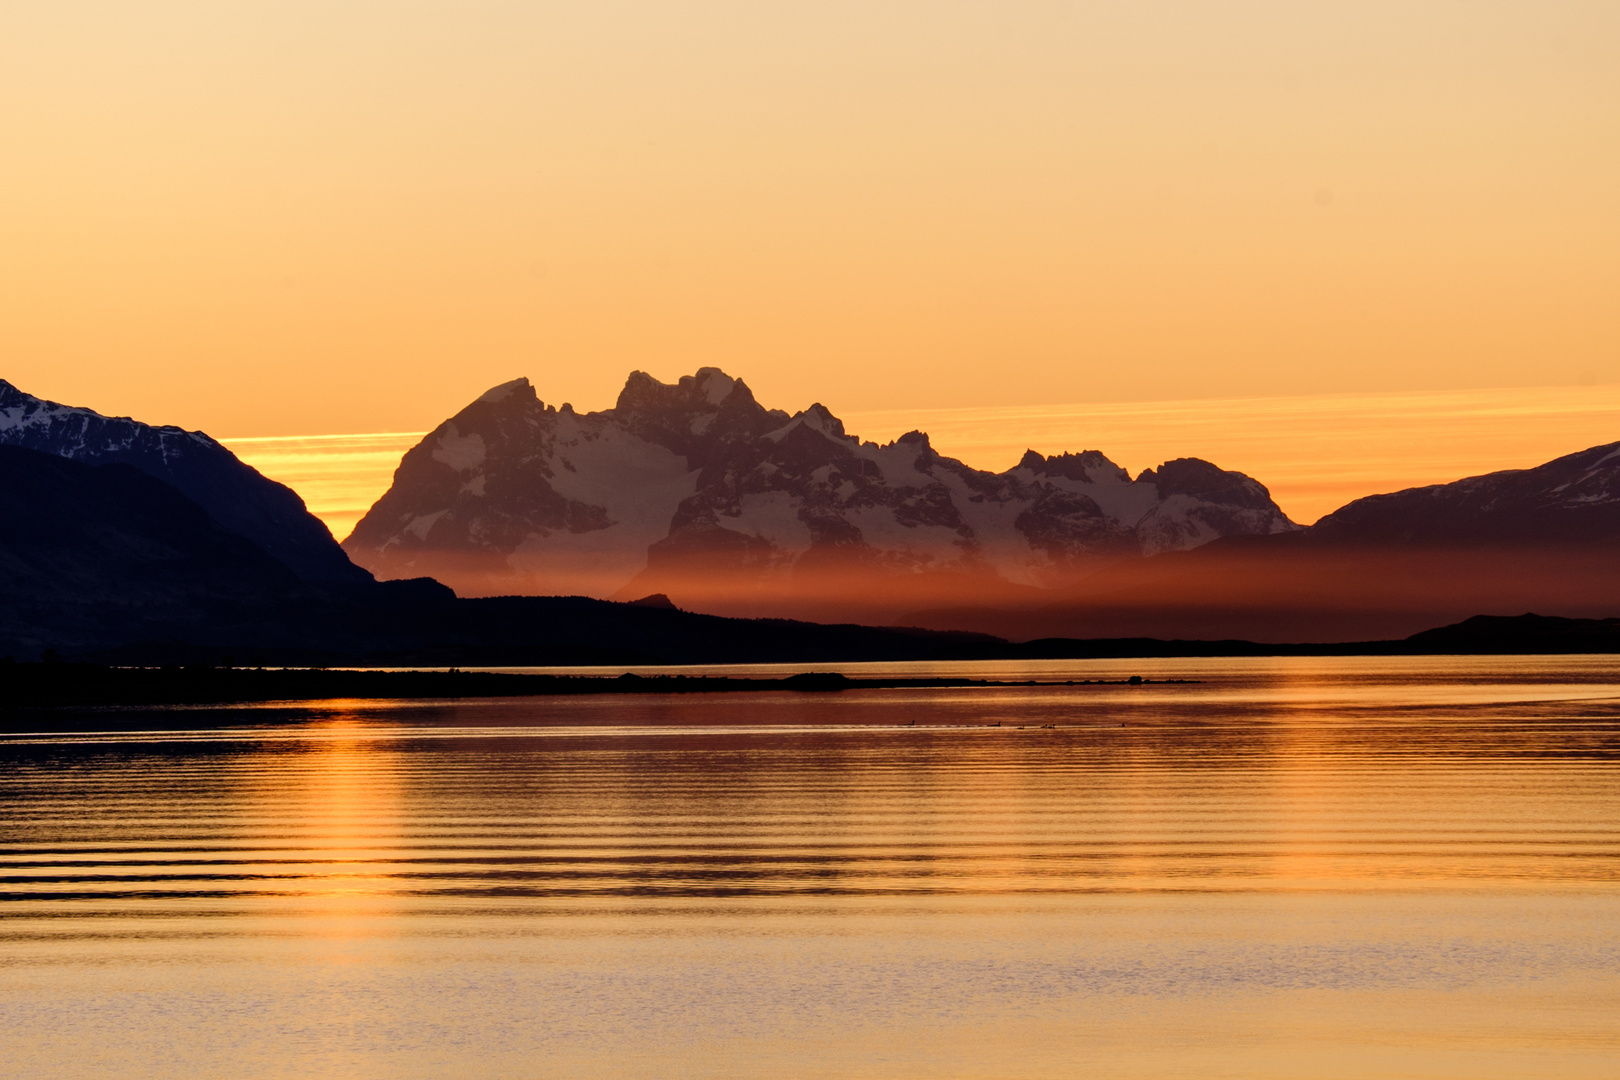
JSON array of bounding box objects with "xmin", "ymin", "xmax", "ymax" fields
[
  {"xmin": 345, "ymin": 367, "xmax": 1299, "ymax": 612},
  {"xmin": 690, "ymin": 367, "xmax": 739, "ymax": 405},
  {"xmin": 457, "ymin": 378, "xmax": 549, "ymax": 422},
  {"xmin": 1137, "ymin": 458, "xmax": 1280, "ymax": 511},
  {"xmin": 607, "ymin": 368, "xmax": 782, "ymax": 455},
  {"xmin": 1018, "ymin": 449, "xmax": 1128, "ymax": 484},
  {"xmin": 894, "ymin": 429, "xmax": 931, "ymax": 449},
  {"xmin": 476, "ymin": 377, "xmax": 536, "ymax": 405},
  {"xmin": 768, "ymin": 403, "xmax": 850, "ymax": 443},
  {"xmin": 615, "ymin": 367, "xmax": 760, "ymax": 417}
]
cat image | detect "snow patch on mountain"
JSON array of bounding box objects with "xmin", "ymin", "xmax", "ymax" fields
[
  {"xmin": 432, "ymin": 426, "xmax": 486, "ymax": 472},
  {"xmin": 725, "ymin": 491, "xmax": 807, "ymax": 547},
  {"xmin": 700, "ymin": 368, "xmax": 737, "ymax": 405},
  {"xmin": 405, "ymin": 510, "xmax": 448, "ymax": 540},
  {"xmin": 845, "ymin": 503, "xmax": 969, "ymax": 565},
  {"xmin": 478, "ymin": 378, "xmax": 531, "ymax": 404},
  {"xmin": 0, "ymin": 381, "xmax": 216, "ymax": 461},
  {"xmin": 857, "ymin": 438, "xmax": 935, "ymax": 490},
  {"xmin": 545, "ymin": 420, "xmax": 698, "ymax": 511}
]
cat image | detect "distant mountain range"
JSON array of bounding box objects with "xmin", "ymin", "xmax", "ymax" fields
[
  {"xmin": 342, "ymin": 367, "xmax": 1620, "ymax": 637},
  {"xmin": 2, "ymin": 371, "xmax": 1617, "ymax": 659},
  {"xmin": 911, "ymin": 438, "xmax": 1620, "ymax": 641},
  {"xmin": 342, "ymin": 368, "xmax": 1298, "ymax": 616}
]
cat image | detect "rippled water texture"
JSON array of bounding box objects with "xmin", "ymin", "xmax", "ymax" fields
[{"xmin": 4, "ymin": 656, "xmax": 1619, "ymax": 1078}]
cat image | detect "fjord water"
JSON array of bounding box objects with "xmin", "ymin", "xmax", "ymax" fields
[{"xmin": 3, "ymin": 657, "xmax": 1619, "ymax": 1078}]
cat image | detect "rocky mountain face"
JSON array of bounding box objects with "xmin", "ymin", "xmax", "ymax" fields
[
  {"xmin": 0, "ymin": 380, "xmax": 369, "ymax": 583},
  {"xmin": 344, "ymin": 368, "xmax": 1298, "ymax": 616}
]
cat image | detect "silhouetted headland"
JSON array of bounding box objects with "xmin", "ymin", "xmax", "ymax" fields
[{"xmin": 1, "ymin": 663, "xmax": 1206, "ymax": 713}]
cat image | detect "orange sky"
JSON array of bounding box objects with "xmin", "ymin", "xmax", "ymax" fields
[{"xmin": 4, "ymin": 2, "xmax": 1618, "ymax": 479}]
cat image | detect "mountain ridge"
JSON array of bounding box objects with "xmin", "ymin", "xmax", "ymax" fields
[
  {"xmin": 1312, "ymin": 439, "xmax": 1620, "ymax": 545},
  {"xmin": 0, "ymin": 379, "xmax": 369, "ymax": 583},
  {"xmin": 4, "ymin": 408, "xmax": 1619, "ymax": 660},
  {"xmin": 898, "ymin": 440, "xmax": 1620, "ymax": 643},
  {"xmin": 343, "ymin": 367, "xmax": 1299, "ymax": 615}
]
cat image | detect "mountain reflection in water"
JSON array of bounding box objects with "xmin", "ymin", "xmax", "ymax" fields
[{"xmin": 3, "ymin": 656, "xmax": 1619, "ymax": 1079}]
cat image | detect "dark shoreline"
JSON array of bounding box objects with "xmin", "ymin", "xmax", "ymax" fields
[
  {"xmin": 0, "ymin": 665, "xmax": 1205, "ymax": 711},
  {"xmin": 31, "ymin": 612, "xmax": 1619, "ymax": 672},
  {"xmin": 2, "ymin": 614, "xmax": 1616, "ymax": 712}
]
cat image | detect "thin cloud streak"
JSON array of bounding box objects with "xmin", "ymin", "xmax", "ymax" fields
[{"xmin": 221, "ymin": 432, "xmax": 422, "ymax": 542}]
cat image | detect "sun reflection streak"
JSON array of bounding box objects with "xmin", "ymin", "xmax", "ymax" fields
[{"xmin": 237, "ymin": 716, "xmax": 409, "ymax": 932}]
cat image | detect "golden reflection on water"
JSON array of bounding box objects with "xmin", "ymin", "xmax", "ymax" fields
[
  {"xmin": 2, "ymin": 656, "xmax": 1619, "ymax": 1078},
  {"xmin": 269, "ymin": 716, "xmax": 407, "ymax": 933}
]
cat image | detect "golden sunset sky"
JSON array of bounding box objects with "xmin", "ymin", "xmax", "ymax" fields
[{"xmin": 4, "ymin": 2, "xmax": 1617, "ymax": 532}]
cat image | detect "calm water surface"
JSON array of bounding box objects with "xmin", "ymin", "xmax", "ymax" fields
[{"xmin": 4, "ymin": 656, "xmax": 1619, "ymax": 1078}]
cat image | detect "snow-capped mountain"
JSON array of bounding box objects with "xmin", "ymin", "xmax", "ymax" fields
[
  {"xmin": 1312, "ymin": 439, "xmax": 1620, "ymax": 545},
  {"xmin": 344, "ymin": 368, "xmax": 1297, "ymax": 614},
  {"xmin": 0, "ymin": 379, "xmax": 369, "ymax": 583}
]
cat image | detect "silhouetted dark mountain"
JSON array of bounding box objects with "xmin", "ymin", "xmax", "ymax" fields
[
  {"xmin": 1403, "ymin": 613, "xmax": 1620, "ymax": 653},
  {"xmin": 343, "ymin": 368, "xmax": 1297, "ymax": 620},
  {"xmin": 0, "ymin": 379, "xmax": 369, "ymax": 583},
  {"xmin": 1312, "ymin": 440, "xmax": 1620, "ymax": 545},
  {"xmin": 0, "ymin": 446, "xmax": 323, "ymax": 655}
]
